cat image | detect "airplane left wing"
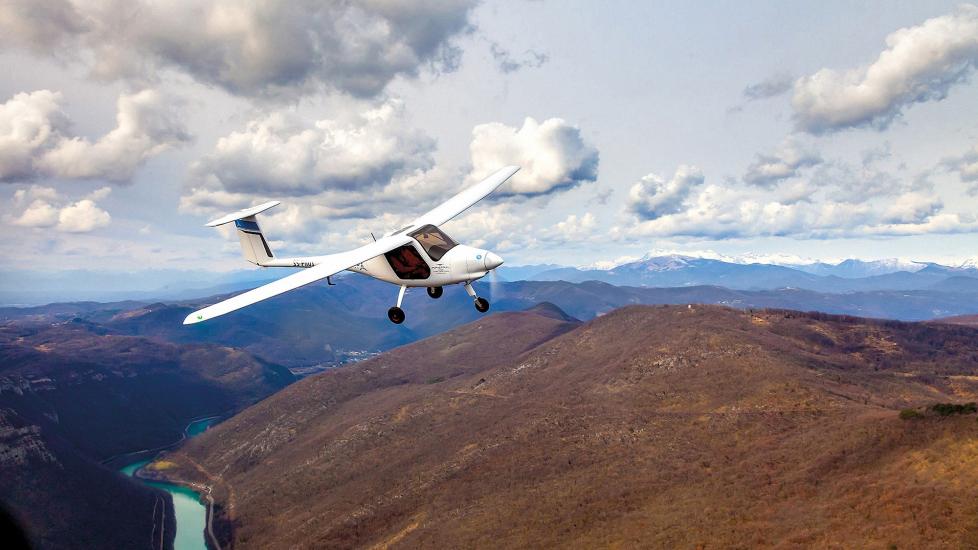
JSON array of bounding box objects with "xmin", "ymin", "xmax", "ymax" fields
[{"xmin": 183, "ymin": 234, "xmax": 412, "ymax": 324}]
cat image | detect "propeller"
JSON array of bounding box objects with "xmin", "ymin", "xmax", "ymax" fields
[{"xmin": 488, "ymin": 267, "xmax": 503, "ymax": 303}]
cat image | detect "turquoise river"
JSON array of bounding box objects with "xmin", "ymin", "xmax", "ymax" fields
[{"xmin": 120, "ymin": 416, "xmax": 219, "ymax": 550}]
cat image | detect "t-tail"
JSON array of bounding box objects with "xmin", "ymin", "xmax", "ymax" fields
[{"xmin": 204, "ymin": 201, "xmax": 280, "ymax": 266}]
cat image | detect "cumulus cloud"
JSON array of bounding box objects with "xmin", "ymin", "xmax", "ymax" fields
[
  {"xmin": 8, "ymin": 186, "xmax": 111, "ymax": 232},
  {"xmin": 881, "ymin": 192, "xmax": 942, "ymax": 224},
  {"xmin": 626, "ymin": 165, "xmax": 704, "ymax": 220},
  {"xmin": 188, "ymin": 99, "xmax": 436, "ymax": 198},
  {"xmin": 0, "ymin": 89, "xmax": 188, "ymax": 183},
  {"xmin": 539, "ymin": 212, "xmax": 598, "ymax": 244},
  {"xmin": 612, "ymin": 170, "xmax": 964, "ymax": 239},
  {"xmin": 792, "ymin": 4, "xmax": 978, "ymax": 133},
  {"xmin": 469, "ymin": 117, "xmax": 599, "ymax": 196},
  {"xmin": 183, "ymin": 112, "xmax": 599, "ymax": 250},
  {"xmin": 0, "ymin": 0, "xmax": 477, "ymax": 99},
  {"xmin": 743, "ymin": 139, "xmax": 822, "ymax": 187}
]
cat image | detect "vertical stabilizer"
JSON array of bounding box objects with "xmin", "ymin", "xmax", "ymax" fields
[
  {"xmin": 235, "ymin": 216, "xmax": 274, "ymax": 265},
  {"xmin": 204, "ymin": 201, "xmax": 280, "ymax": 266}
]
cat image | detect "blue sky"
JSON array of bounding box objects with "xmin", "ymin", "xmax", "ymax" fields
[{"xmin": 2, "ymin": 0, "xmax": 978, "ymax": 276}]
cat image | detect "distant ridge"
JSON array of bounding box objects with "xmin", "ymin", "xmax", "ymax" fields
[{"xmin": 524, "ymin": 301, "xmax": 580, "ymax": 322}]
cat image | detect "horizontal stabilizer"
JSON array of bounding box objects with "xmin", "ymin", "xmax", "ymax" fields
[{"xmin": 205, "ymin": 201, "xmax": 280, "ymax": 227}]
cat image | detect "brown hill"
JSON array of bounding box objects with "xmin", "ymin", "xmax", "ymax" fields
[
  {"xmin": 157, "ymin": 305, "xmax": 978, "ymax": 549},
  {"xmin": 934, "ymin": 313, "xmax": 978, "ymax": 327}
]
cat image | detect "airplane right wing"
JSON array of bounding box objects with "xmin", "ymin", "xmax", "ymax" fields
[
  {"xmin": 407, "ymin": 165, "xmax": 519, "ymax": 229},
  {"xmin": 183, "ymin": 234, "xmax": 412, "ymax": 324}
]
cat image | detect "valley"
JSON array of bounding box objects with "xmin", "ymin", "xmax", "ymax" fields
[{"xmin": 0, "ymin": 318, "xmax": 294, "ymax": 549}]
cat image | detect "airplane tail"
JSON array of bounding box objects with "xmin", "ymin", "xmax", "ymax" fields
[{"xmin": 205, "ymin": 201, "xmax": 280, "ymax": 266}]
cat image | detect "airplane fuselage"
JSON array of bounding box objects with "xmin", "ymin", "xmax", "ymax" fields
[{"xmin": 265, "ymin": 238, "xmax": 501, "ymax": 288}]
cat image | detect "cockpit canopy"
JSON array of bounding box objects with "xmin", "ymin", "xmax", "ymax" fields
[{"xmin": 410, "ymin": 224, "xmax": 457, "ymax": 261}]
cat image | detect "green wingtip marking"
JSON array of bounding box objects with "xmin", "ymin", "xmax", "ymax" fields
[{"xmin": 196, "ymin": 314, "xmax": 203, "ymax": 320}]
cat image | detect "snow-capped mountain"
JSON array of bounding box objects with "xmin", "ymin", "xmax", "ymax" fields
[{"xmin": 525, "ymin": 254, "xmax": 978, "ymax": 292}]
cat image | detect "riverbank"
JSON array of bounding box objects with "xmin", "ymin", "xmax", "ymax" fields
[
  {"xmin": 120, "ymin": 416, "xmax": 223, "ymax": 550},
  {"xmin": 104, "ymin": 414, "xmax": 227, "ymax": 470}
]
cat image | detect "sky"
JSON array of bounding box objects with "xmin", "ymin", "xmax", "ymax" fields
[{"xmin": 2, "ymin": 0, "xmax": 978, "ymax": 278}]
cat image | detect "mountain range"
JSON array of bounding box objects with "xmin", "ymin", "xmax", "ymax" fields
[
  {"xmin": 516, "ymin": 255, "xmax": 978, "ymax": 293},
  {"xmin": 152, "ymin": 303, "xmax": 978, "ymax": 548},
  {"xmin": 7, "ymin": 276, "xmax": 978, "ymax": 371},
  {"xmin": 5, "ymin": 256, "xmax": 978, "ymax": 306}
]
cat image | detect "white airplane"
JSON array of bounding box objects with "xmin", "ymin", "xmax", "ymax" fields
[{"xmin": 183, "ymin": 166, "xmax": 520, "ymax": 326}]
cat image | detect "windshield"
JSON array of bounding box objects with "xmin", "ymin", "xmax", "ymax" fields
[{"xmin": 410, "ymin": 224, "xmax": 457, "ymax": 261}]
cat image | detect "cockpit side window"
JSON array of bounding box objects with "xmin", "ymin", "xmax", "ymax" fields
[{"xmin": 409, "ymin": 224, "xmax": 458, "ymax": 262}]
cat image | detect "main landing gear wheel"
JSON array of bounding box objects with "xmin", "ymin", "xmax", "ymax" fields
[
  {"xmin": 427, "ymin": 286, "xmax": 443, "ymax": 299},
  {"xmin": 474, "ymin": 297, "xmax": 490, "ymax": 313},
  {"xmin": 387, "ymin": 306, "xmax": 405, "ymax": 324}
]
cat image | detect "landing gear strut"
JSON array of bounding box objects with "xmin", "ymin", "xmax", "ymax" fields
[
  {"xmin": 388, "ymin": 285, "xmax": 407, "ymax": 324},
  {"xmin": 426, "ymin": 286, "xmax": 443, "ymax": 299},
  {"xmin": 464, "ymin": 282, "xmax": 490, "ymax": 314}
]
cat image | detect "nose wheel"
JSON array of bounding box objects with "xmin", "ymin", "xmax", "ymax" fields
[
  {"xmin": 427, "ymin": 286, "xmax": 443, "ymax": 299},
  {"xmin": 387, "ymin": 306, "xmax": 405, "ymax": 324}
]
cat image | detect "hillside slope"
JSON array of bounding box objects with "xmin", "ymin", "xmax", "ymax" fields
[
  {"xmin": 160, "ymin": 305, "xmax": 978, "ymax": 548},
  {"xmin": 0, "ymin": 318, "xmax": 295, "ymax": 549}
]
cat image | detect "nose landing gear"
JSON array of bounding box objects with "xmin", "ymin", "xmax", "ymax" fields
[
  {"xmin": 464, "ymin": 282, "xmax": 490, "ymax": 314},
  {"xmin": 426, "ymin": 286, "xmax": 443, "ymax": 299}
]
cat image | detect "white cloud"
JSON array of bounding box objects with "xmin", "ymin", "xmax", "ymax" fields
[
  {"xmin": 616, "ymin": 164, "xmax": 973, "ymax": 240},
  {"xmin": 0, "ymin": 90, "xmax": 66, "ymax": 181},
  {"xmin": 8, "ymin": 185, "xmax": 111, "ymax": 232},
  {"xmin": 469, "ymin": 117, "xmax": 599, "ymax": 196},
  {"xmin": 0, "ymin": 89, "xmax": 188, "ymax": 183},
  {"xmin": 793, "ymin": 4, "xmax": 978, "ymax": 133},
  {"xmin": 189, "ymin": 99, "xmax": 435, "ymax": 197},
  {"xmin": 183, "ymin": 111, "xmax": 601, "ymax": 251},
  {"xmin": 38, "ymin": 90, "xmax": 190, "ymax": 181},
  {"xmin": 944, "ymin": 143, "xmax": 978, "ymax": 188},
  {"xmin": 625, "ymin": 165, "xmax": 704, "ymax": 219},
  {"xmin": 543, "ymin": 212, "xmax": 597, "ymax": 242},
  {"xmin": 0, "ymin": 0, "xmax": 476, "ymax": 100},
  {"xmin": 743, "ymin": 139, "xmax": 821, "ymax": 187},
  {"xmin": 881, "ymin": 192, "xmax": 942, "ymax": 224},
  {"xmin": 11, "ymin": 199, "xmax": 60, "ymax": 228},
  {"xmin": 56, "ymin": 199, "xmax": 111, "ymax": 232}
]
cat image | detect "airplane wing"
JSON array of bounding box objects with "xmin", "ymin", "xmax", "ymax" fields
[
  {"xmin": 183, "ymin": 234, "xmax": 412, "ymax": 324},
  {"xmin": 408, "ymin": 165, "xmax": 520, "ymax": 228}
]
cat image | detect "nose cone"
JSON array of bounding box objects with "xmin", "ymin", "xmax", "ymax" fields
[{"xmin": 484, "ymin": 251, "xmax": 504, "ymax": 271}]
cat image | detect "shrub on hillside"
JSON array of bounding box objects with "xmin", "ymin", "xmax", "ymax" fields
[
  {"xmin": 899, "ymin": 408, "xmax": 922, "ymax": 420},
  {"xmin": 930, "ymin": 402, "xmax": 977, "ymax": 416}
]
